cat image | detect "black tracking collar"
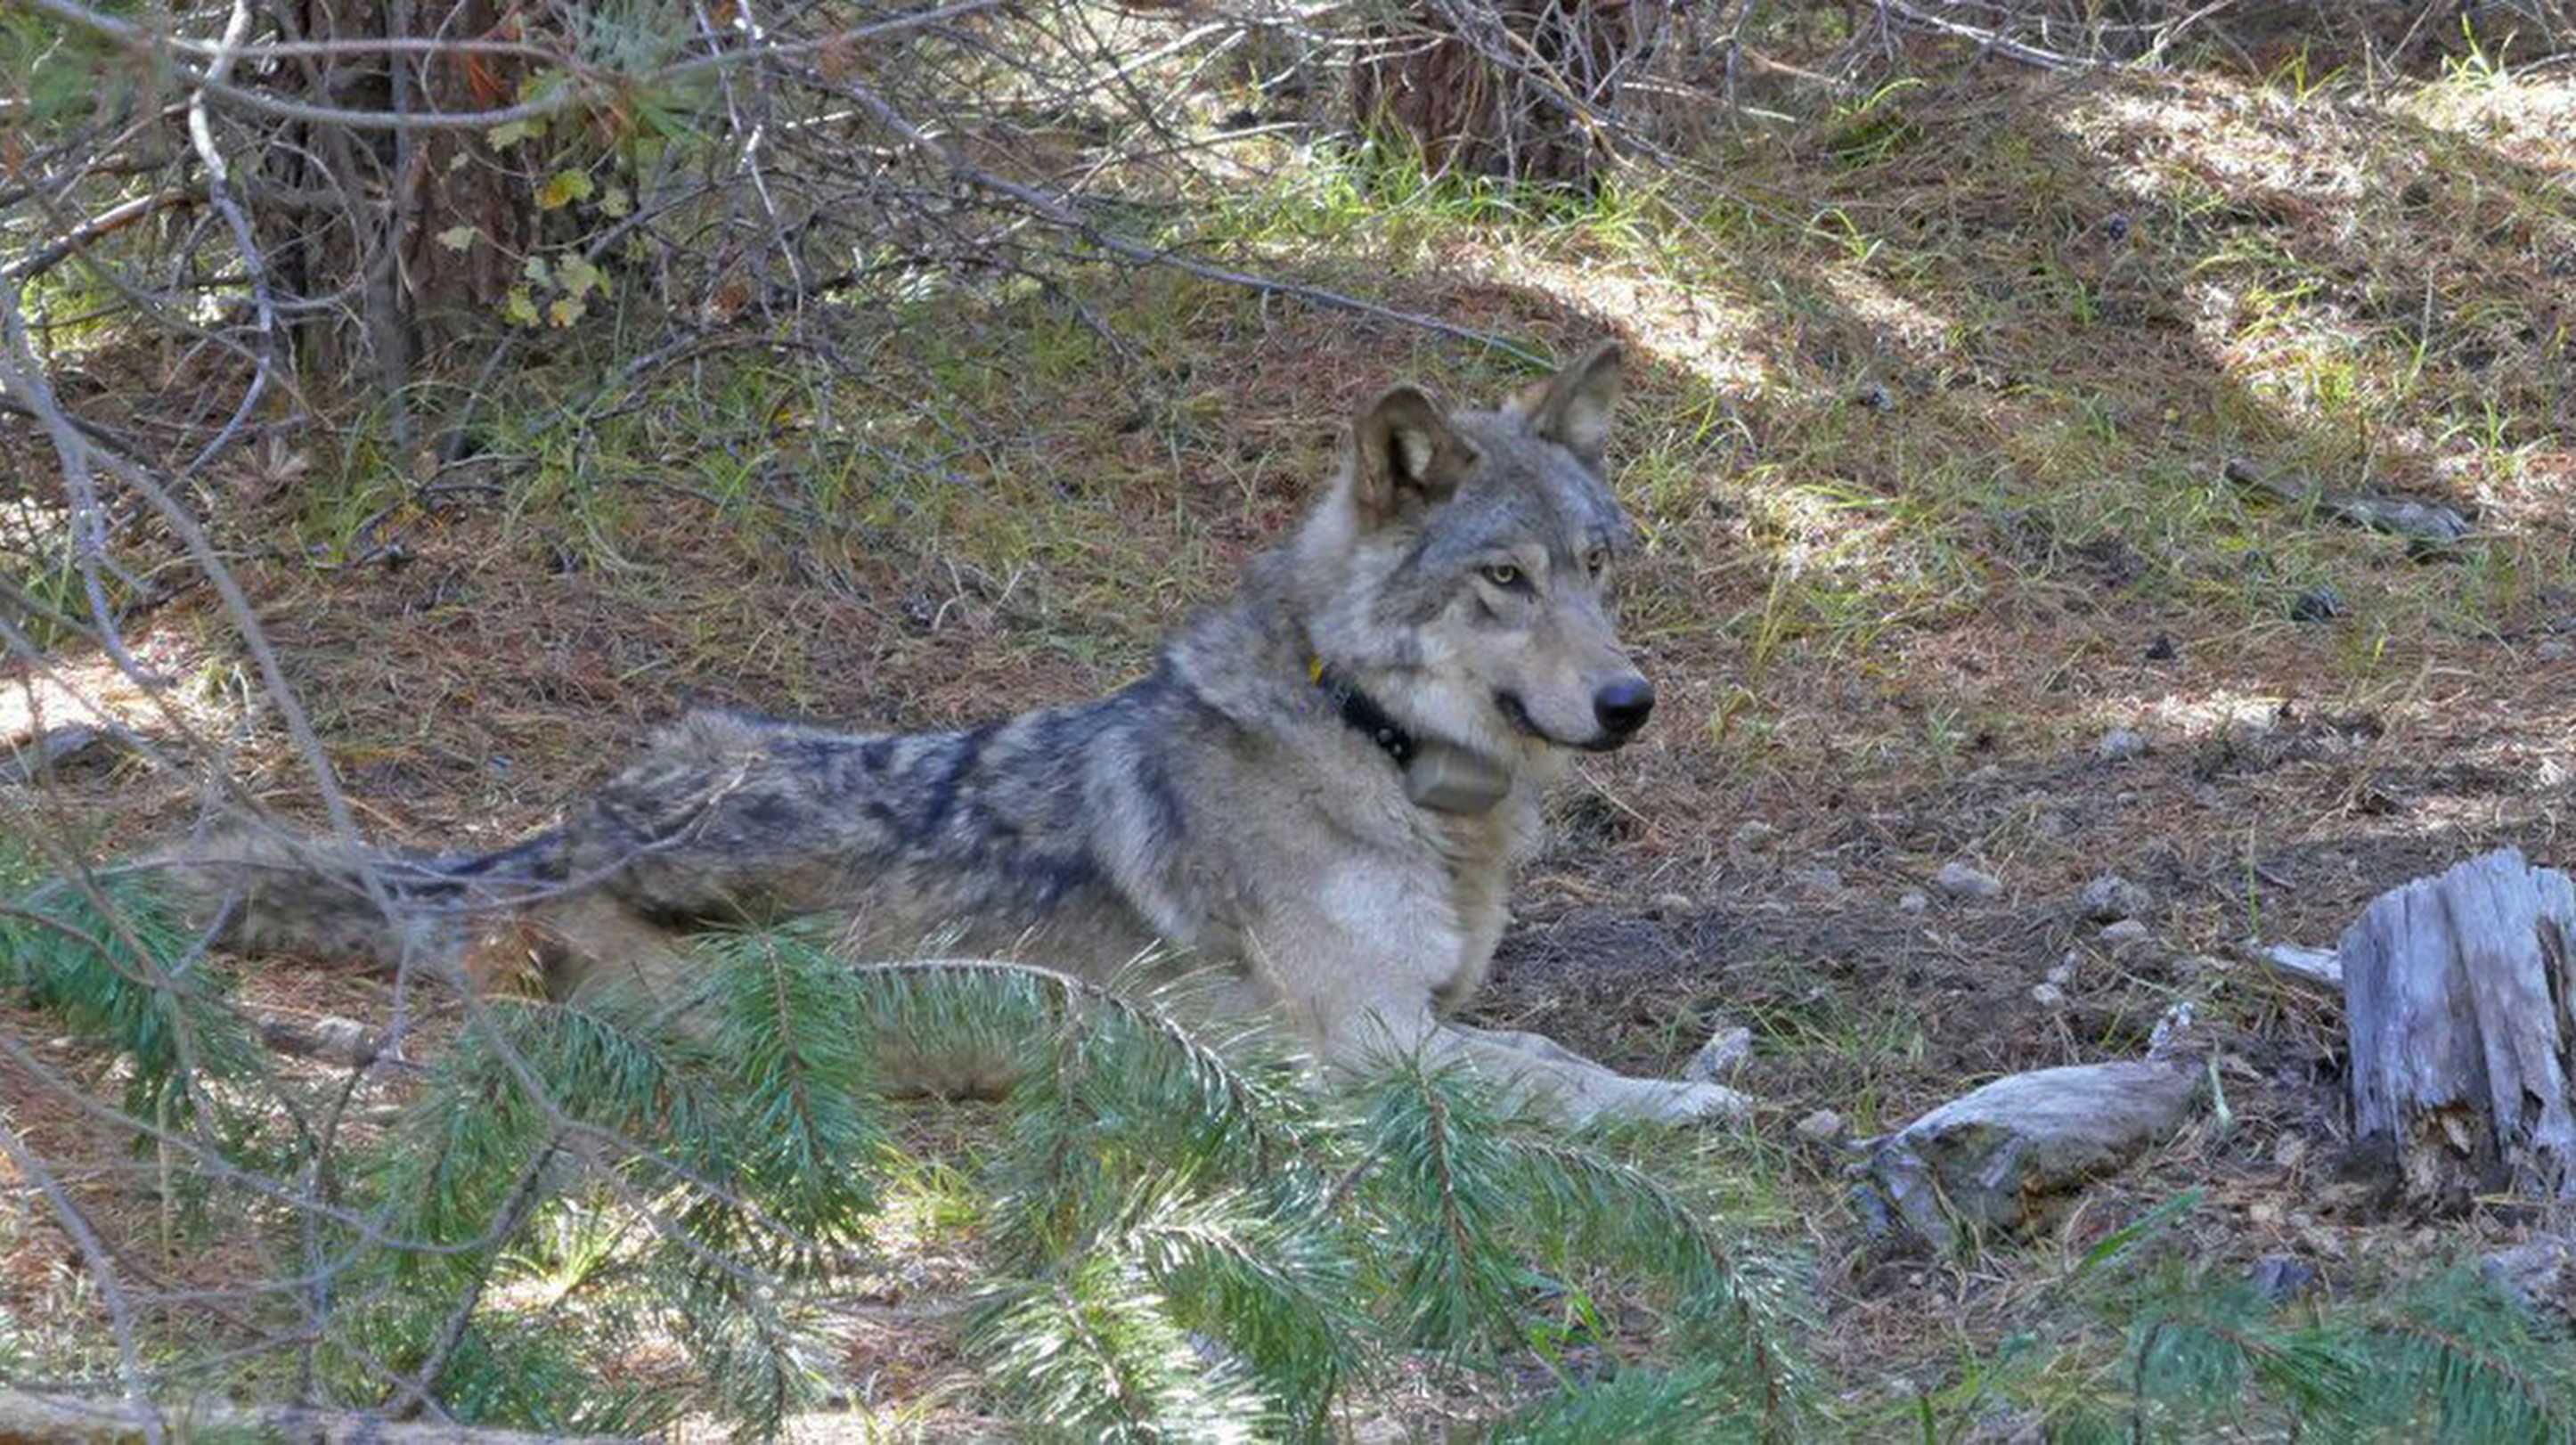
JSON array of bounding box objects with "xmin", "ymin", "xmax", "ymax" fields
[{"xmin": 1308, "ymin": 657, "xmax": 1416, "ymax": 766}]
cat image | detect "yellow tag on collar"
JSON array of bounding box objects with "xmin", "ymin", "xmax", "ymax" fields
[{"xmin": 1307, "ymin": 656, "xmax": 1325, "ymax": 684}]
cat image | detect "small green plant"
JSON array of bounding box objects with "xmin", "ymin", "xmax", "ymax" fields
[
  {"xmin": 1912, "ymin": 1194, "xmax": 2576, "ymax": 1443},
  {"xmin": 1, "ymin": 853, "xmax": 260, "ymax": 1123}
]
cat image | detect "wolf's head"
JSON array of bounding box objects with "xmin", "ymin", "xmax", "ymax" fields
[{"xmin": 1291, "ymin": 342, "xmax": 1652, "ymax": 764}]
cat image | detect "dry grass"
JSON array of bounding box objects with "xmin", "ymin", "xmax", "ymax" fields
[{"xmin": 7, "ymin": 43, "xmax": 2575, "ymax": 1438}]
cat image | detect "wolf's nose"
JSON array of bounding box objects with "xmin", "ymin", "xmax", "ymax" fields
[{"xmin": 1594, "ymin": 678, "xmax": 1655, "ymax": 737}]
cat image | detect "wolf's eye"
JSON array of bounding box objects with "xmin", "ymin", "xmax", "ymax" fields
[
  {"xmin": 1480, "ymin": 563, "xmax": 1524, "ymax": 589},
  {"xmin": 1584, "ymin": 548, "xmax": 1609, "ymax": 576}
]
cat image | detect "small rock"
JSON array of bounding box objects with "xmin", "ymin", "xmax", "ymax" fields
[
  {"xmin": 1862, "ymin": 1062, "xmax": 2202, "ymax": 1246},
  {"xmin": 1963, "ymin": 1406, "xmax": 2046, "ymax": 1445},
  {"xmin": 2045, "ymin": 959, "xmax": 2075, "ymax": 988},
  {"xmin": 1788, "ymin": 865, "xmax": 1845, "ymax": 896},
  {"xmin": 1732, "ymin": 820, "xmax": 1778, "ymax": 851},
  {"xmin": 1966, "ymin": 763, "xmax": 2004, "ymax": 786},
  {"xmin": 2100, "ymin": 918, "xmax": 2151, "ymax": 946},
  {"xmin": 2145, "ymin": 1000, "xmax": 2197, "ymax": 1060},
  {"xmin": 2030, "ymin": 983, "xmax": 2067, "ymax": 1007},
  {"xmin": 1897, "ymin": 890, "xmax": 1930, "ymax": 915},
  {"xmin": 2291, "ymin": 584, "xmax": 2344, "ymax": 623},
  {"xmin": 1856, "ymin": 382, "xmax": 1895, "ymax": 412},
  {"xmin": 1936, "ymin": 861, "xmax": 2004, "ymax": 900},
  {"xmin": 1682, "ymin": 1025, "xmax": 1754, "ymax": 1085},
  {"xmin": 1651, "ymin": 892, "xmax": 1695, "ymax": 920},
  {"xmin": 2143, "ymin": 632, "xmax": 2177, "ymax": 662},
  {"xmin": 2097, "ymin": 728, "xmax": 2148, "ymax": 763},
  {"xmin": 2078, "ymin": 874, "xmax": 2152, "ymax": 922},
  {"xmin": 2034, "ymin": 811, "xmax": 2076, "ymax": 840},
  {"xmin": 1794, "ymin": 1108, "xmax": 1845, "ymax": 1141},
  {"xmin": 2481, "ymin": 1237, "xmax": 2574, "ymax": 1321},
  {"xmin": 2541, "ymin": 638, "xmax": 2573, "ymax": 663},
  {"xmin": 2248, "ymin": 1254, "xmax": 2319, "ymax": 1302}
]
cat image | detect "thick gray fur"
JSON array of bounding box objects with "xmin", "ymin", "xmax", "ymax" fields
[{"xmin": 173, "ymin": 344, "xmax": 1748, "ymax": 1126}]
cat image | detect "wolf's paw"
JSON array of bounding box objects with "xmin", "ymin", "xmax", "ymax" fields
[{"xmin": 1647, "ymin": 1079, "xmax": 1753, "ymax": 1126}]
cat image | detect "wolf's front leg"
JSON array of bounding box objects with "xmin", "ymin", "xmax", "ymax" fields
[
  {"xmin": 1308, "ymin": 1001, "xmax": 1746, "ymax": 1129},
  {"xmin": 1442, "ymin": 1021, "xmax": 1751, "ymax": 1126},
  {"xmin": 1259, "ymin": 869, "xmax": 1746, "ymax": 1128}
]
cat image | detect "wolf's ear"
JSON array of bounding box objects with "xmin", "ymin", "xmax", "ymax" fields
[
  {"xmin": 1353, "ymin": 385, "xmax": 1474, "ymax": 525},
  {"xmin": 1507, "ymin": 340, "xmax": 1622, "ymax": 468}
]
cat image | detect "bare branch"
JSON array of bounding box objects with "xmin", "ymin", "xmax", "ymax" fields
[
  {"xmin": 0, "ymin": 1123, "xmax": 160, "ymax": 1445},
  {"xmin": 0, "ymin": 1388, "xmax": 636, "ymax": 1444},
  {"xmin": 22, "ymin": 0, "xmax": 1008, "ymax": 130}
]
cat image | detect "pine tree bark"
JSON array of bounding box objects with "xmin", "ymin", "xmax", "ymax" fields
[
  {"xmin": 253, "ymin": 0, "xmax": 539, "ymax": 385},
  {"xmin": 1349, "ymin": 0, "xmax": 1648, "ymax": 188}
]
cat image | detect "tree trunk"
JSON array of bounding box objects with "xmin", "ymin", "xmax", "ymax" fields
[
  {"xmin": 254, "ymin": 0, "xmax": 539, "ymax": 388},
  {"xmin": 1349, "ymin": 0, "xmax": 1650, "ymax": 189},
  {"xmin": 2342, "ymin": 847, "xmax": 2576, "ymax": 1210}
]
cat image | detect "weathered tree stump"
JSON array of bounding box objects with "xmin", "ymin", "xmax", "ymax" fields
[{"xmin": 2342, "ymin": 847, "xmax": 2576, "ymax": 1208}]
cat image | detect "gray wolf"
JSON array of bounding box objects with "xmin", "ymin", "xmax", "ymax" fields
[{"xmin": 177, "ymin": 342, "xmax": 1746, "ymax": 1127}]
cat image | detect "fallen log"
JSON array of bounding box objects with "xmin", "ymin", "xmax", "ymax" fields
[
  {"xmin": 2222, "ymin": 456, "xmax": 2471, "ymax": 552},
  {"xmin": 1857, "ymin": 1061, "xmax": 2202, "ymax": 1249},
  {"xmin": 0, "ymin": 1387, "xmax": 635, "ymax": 1444}
]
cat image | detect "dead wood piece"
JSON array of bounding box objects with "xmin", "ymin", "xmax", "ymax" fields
[
  {"xmin": 1, "ymin": 724, "xmax": 109, "ymax": 786},
  {"xmin": 249, "ymin": 1008, "xmax": 385, "ymax": 1067},
  {"xmin": 1860, "ymin": 1061, "xmax": 2202, "ymax": 1248},
  {"xmin": 2222, "ymin": 457, "xmax": 2472, "ymax": 551},
  {"xmin": 2341, "ymin": 847, "xmax": 2576, "ymax": 1207},
  {"xmin": 2256, "ymin": 941, "xmax": 2343, "ymax": 991},
  {"xmin": 0, "ymin": 1386, "xmax": 634, "ymax": 1443}
]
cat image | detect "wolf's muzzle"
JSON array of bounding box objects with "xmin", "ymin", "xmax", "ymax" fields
[{"xmin": 1592, "ymin": 677, "xmax": 1654, "ymax": 739}]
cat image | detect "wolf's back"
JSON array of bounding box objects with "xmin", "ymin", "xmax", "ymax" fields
[{"xmin": 165, "ymin": 826, "xmax": 569, "ymax": 970}]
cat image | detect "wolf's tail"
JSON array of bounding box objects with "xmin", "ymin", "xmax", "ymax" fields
[{"xmin": 157, "ymin": 825, "xmax": 571, "ymax": 971}]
